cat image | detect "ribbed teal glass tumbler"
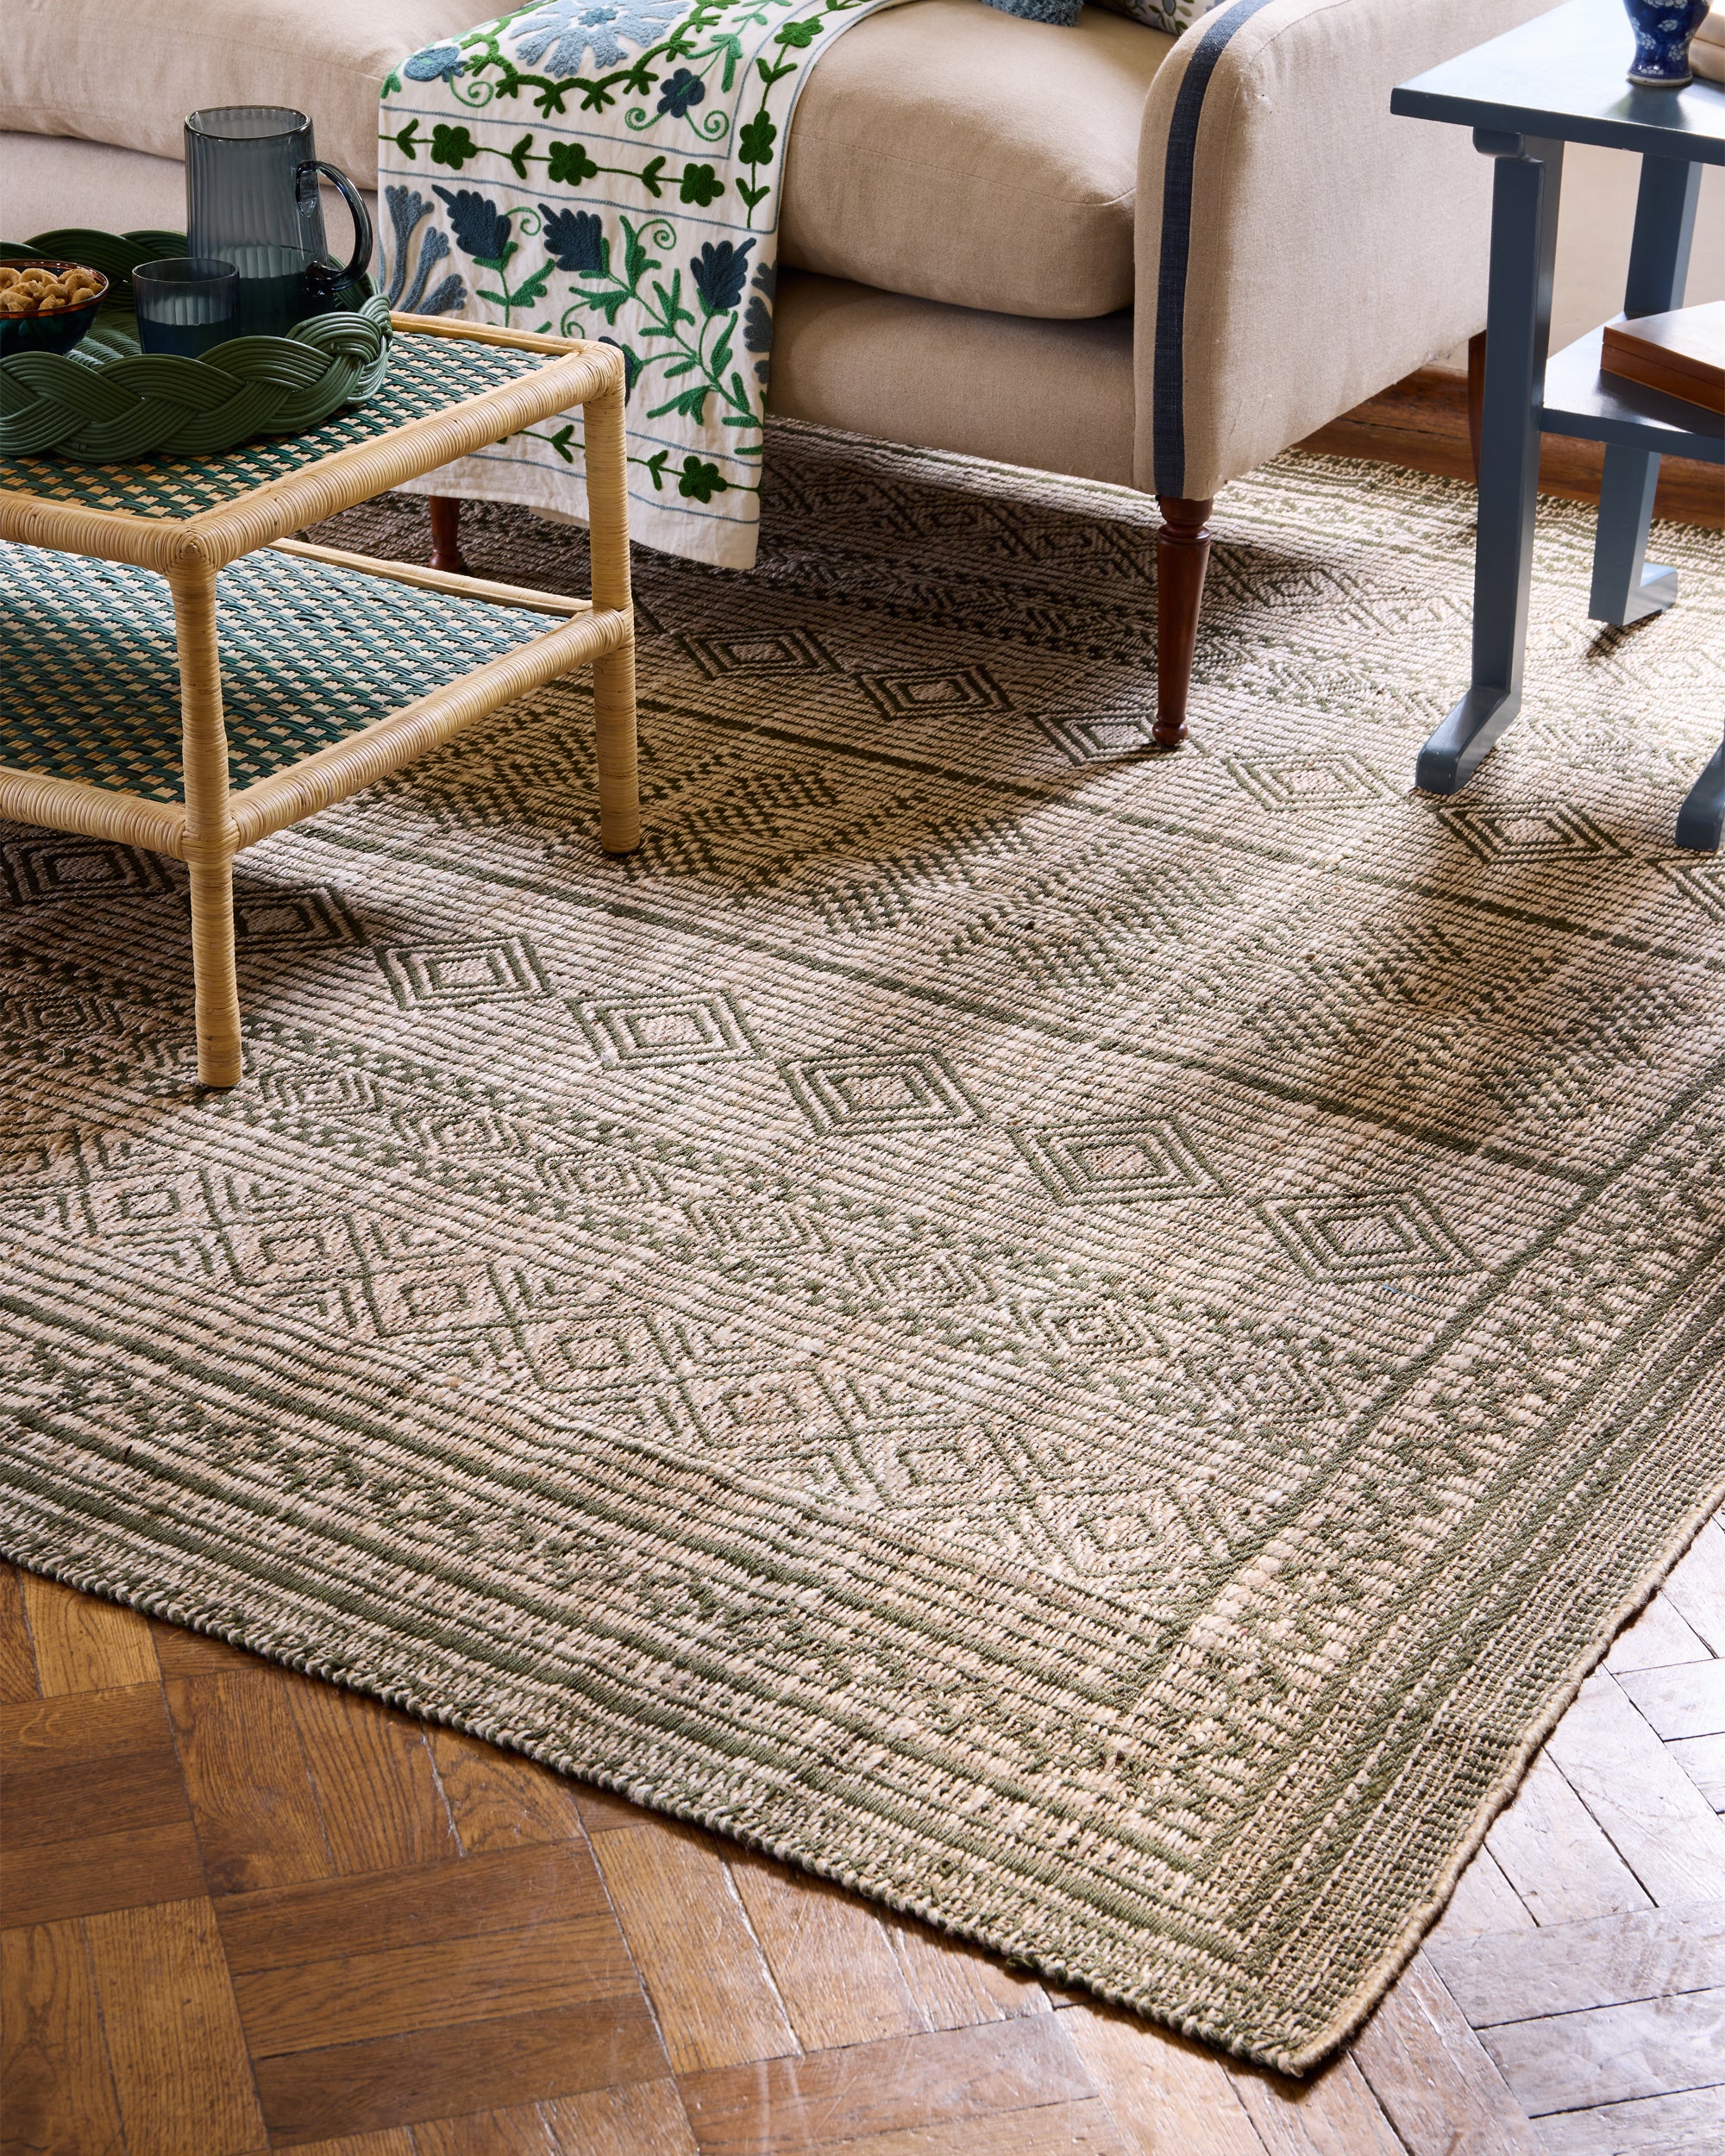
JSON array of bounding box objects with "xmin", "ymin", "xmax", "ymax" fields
[{"xmin": 132, "ymin": 257, "xmax": 241, "ymax": 357}]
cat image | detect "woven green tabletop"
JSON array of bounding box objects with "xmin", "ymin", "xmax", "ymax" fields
[
  {"xmin": 0, "ymin": 334, "xmax": 543, "ymax": 519},
  {"xmin": 0, "ymin": 539, "xmax": 557, "ymax": 801}
]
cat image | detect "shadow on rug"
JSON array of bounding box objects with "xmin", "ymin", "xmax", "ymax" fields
[{"xmin": 3, "ymin": 429, "xmax": 1723, "ymax": 2071}]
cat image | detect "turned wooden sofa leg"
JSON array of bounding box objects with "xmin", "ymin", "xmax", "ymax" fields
[
  {"xmin": 429, "ymin": 494, "xmax": 468, "ymax": 573},
  {"xmin": 1154, "ymin": 494, "xmax": 1214, "ymax": 748}
]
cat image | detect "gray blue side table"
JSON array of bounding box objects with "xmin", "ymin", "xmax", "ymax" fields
[{"xmin": 1393, "ymin": 0, "xmax": 1724, "ymax": 849}]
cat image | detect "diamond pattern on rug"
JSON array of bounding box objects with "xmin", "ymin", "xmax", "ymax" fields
[
  {"xmin": 1439, "ymin": 801, "xmax": 1632, "ymax": 862},
  {"xmin": 1258, "ymin": 1190, "xmax": 1480, "ymax": 1282},
  {"xmin": 379, "ymin": 937, "xmax": 553, "ymax": 1007},
  {"xmin": 782, "ymin": 1050, "xmax": 981, "ymax": 1134},
  {"xmin": 577, "ymin": 990, "xmax": 758, "ymax": 1068},
  {"xmin": 1014, "ymin": 1117, "xmax": 1223, "ymax": 1203}
]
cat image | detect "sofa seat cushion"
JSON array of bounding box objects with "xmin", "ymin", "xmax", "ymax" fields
[
  {"xmin": 782, "ymin": 1, "xmax": 1173, "ymax": 320},
  {"xmin": 3, "ymin": 0, "xmax": 478, "ymax": 184}
]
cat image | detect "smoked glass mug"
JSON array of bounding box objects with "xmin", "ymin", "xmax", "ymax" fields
[{"xmin": 184, "ymin": 106, "xmax": 373, "ymax": 337}]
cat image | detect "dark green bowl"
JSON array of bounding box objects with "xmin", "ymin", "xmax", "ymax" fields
[{"xmin": 0, "ymin": 260, "xmax": 110, "ymax": 356}]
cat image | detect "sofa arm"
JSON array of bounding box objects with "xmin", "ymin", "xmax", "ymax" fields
[{"xmin": 1134, "ymin": 0, "xmax": 1554, "ymax": 502}]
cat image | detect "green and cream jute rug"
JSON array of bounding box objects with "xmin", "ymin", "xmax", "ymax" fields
[{"xmin": 3, "ymin": 431, "xmax": 1724, "ymax": 2071}]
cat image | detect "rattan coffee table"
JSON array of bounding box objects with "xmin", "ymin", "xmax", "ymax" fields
[{"xmin": 0, "ymin": 314, "xmax": 638, "ymax": 1087}]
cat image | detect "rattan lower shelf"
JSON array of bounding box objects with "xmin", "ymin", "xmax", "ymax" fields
[{"xmin": 0, "ymin": 315, "xmax": 639, "ymax": 1087}]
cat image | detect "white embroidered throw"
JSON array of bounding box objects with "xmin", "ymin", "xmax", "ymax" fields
[{"xmin": 378, "ymin": 0, "xmax": 912, "ymax": 567}]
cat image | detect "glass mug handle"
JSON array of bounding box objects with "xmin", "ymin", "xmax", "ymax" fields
[{"xmin": 298, "ymin": 159, "xmax": 373, "ymax": 293}]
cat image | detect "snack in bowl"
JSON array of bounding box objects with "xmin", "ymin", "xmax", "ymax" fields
[{"xmin": 0, "ymin": 258, "xmax": 111, "ymax": 355}]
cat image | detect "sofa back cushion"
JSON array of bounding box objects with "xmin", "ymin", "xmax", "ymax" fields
[
  {"xmin": 782, "ymin": 0, "xmax": 1173, "ymax": 321},
  {"xmin": 2, "ymin": 0, "xmax": 479, "ymax": 185}
]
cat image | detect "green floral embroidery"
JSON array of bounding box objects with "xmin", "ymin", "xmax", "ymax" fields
[
  {"xmin": 547, "ymin": 140, "xmax": 601, "ymax": 183},
  {"xmin": 430, "ymin": 123, "xmax": 480, "ymax": 169},
  {"xmin": 678, "ymin": 163, "xmax": 724, "ymax": 205}
]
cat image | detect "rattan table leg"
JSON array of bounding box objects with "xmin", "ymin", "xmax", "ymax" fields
[
  {"xmin": 171, "ymin": 559, "xmax": 243, "ymax": 1087},
  {"xmin": 584, "ymin": 376, "xmax": 642, "ymax": 856}
]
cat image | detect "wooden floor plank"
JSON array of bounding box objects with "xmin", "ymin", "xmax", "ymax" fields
[
  {"xmin": 888, "ymin": 1916, "xmax": 1051, "ymax": 2031},
  {"xmin": 83, "ymin": 1896, "xmax": 267, "ymax": 2156},
  {"xmin": 1529, "ymin": 2080, "xmax": 1725, "ymax": 2155},
  {"xmin": 1545, "ymin": 1675, "xmax": 1725, "ymax": 1906},
  {"xmin": 1667, "ymin": 1733, "xmax": 1725, "ymax": 1811},
  {"xmin": 1605, "ymin": 1595, "xmax": 1713, "ymax": 1675},
  {"xmin": 1485, "ymin": 1754, "xmax": 1653, "ymax": 1924},
  {"xmin": 1428, "ymin": 1846, "xmax": 1536, "ymax": 1942},
  {"xmin": 401, "ymin": 2101, "xmax": 556, "ymax": 2153},
  {"xmin": 1615, "ymin": 1663, "xmax": 1725, "ymax": 1744},
  {"xmin": 0, "ymin": 1565, "xmax": 39, "ymax": 1703},
  {"xmin": 284, "ymin": 2135, "xmax": 416, "ymax": 2156},
  {"xmin": 250, "ymin": 1996, "xmax": 668, "ymax": 2146},
  {"xmin": 232, "ymin": 1913, "xmax": 638, "ymax": 2056},
  {"xmin": 728, "ymin": 1850, "xmax": 925, "ymax": 2052},
  {"xmin": 215, "ymin": 1839, "xmax": 609, "ymax": 1974},
  {"xmin": 286, "ymin": 1679, "xmax": 461, "ymax": 1878},
  {"xmin": 1347, "ymin": 1954, "xmax": 1544, "ymax": 2153},
  {"xmin": 426, "ymin": 1726, "xmax": 588, "ymax": 1855},
  {"xmin": 2, "ymin": 1817, "xmax": 207, "ymax": 1928},
  {"xmin": 2, "ymin": 1747, "xmax": 192, "ymax": 1855},
  {"xmin": 675, "ymin": 2016, "xmax": 1095, "ymax": 2156},
  {"xmin": 768, "ymin": 2100, "xmax": 1131, "ymax": 2156},
  {"xmin": 1660, "ymin": 1524, "xmax": 1725, "ymax": 1661},
  {"xmin": 0, "ymin": 1919, "xmax": 128, "ymax": 2156},
  {"xmin": 149, "ymin": 1617, "xmax": 271, "ymax": 1682},
  {"xmin": 166, "ymin": 1668, "xmax": 334, "ymax": 1895},
  {"xmin": 3, "ymin": 1680, "xmax": 173, "ymax": 1772},
  {"xmin": 1225, "ymin": 2055, "xmax": 1403, "ymax": 2156},
  {"xmin": 1480, "ymin": 1989, "xmax": 1725, "ymax": 2116},
  {"xmin": 591, "ymin": 1824, "xmax": 800, "ymax": 2073},
  {"xmin": 1427, "ymin": 1903, "xmax": 1725, "ymax": 2027},
  {"xmin": 19, "ymin": 1575, "xmax": 157, "ymax": 1695},
  {"xmin": 568, "ymin": 1781, "xmax": 652, "ymax": 1835},
  {"xmin": 537, "ymin": 2081, "xmax": 702, "ymax": 2155},
  {"xmin": 1063, "ymin": 2006, "xmax": 1267, "ymax": 2156}
]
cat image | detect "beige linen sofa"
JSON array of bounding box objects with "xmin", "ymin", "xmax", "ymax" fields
[{"xmin": 3, "ymin": 0, "xmax": 1546, "ymax": 739}]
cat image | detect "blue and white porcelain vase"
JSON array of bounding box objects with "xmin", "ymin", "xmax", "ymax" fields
[{"xmin": 1624, "ymin": 0, "xmax": 1711, "ymax": 86}]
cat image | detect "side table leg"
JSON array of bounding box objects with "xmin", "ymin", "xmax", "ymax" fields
[
  {"xmin": 1590, "ymin": 447, "xmax": 1675, "ymax": 626},
  {"xmin": 172, "ymin": 560, "xmax": 242, "ymax": 1087},
  {"xmin": 1588, "ymin": 155, "xmax": 1702, "ymax": 627},
  {"xmin": 583, "ymin": 373, "xmax": 642, "ymax": 856},
  {"xmin": 1676, "ymin": 736, "xmax": 1725, "ymax": 853},
  {"xmin": 1417, "ymin": 132, "xmax": 1564, "ymax": 796}
]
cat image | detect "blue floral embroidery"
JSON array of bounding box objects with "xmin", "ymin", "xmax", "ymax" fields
[
  {"xmin": 743, "ymin": 260, "xmax": 775, "ymax": 384},
  {"xmin": 656, "ymin": 68, "xmax": 706, "ymax": 118},
  {"xmin": 543, "ymin": 206, "xmax": 609, "ymax": 276},
  {"xmin": 404, "ymin": 43, "xmax": 466, "ymax": 82},
  {"xmin": 509, "ymin": 0, "xmax": 686, "ymax": 75},
  {"xmin": 382, "ymin": 186, "xmax": 467, "ymax": 315},
  {"xmin": 690, "ymin": 238, "xmax": 753, "ymax": 317},
  {"xmin": 432, "ymin": 186, "xmax": 515, "ymax": 269}
]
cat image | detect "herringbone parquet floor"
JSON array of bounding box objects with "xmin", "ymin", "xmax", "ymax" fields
[{"xmin": 4, "ymin": 1519, "xmax": 1722, "ymax": 2154}]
